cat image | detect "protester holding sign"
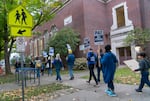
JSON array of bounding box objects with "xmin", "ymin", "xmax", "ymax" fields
[{"xmin": 134, "ymin": 52, "xmax": 150, "ymax": 92}]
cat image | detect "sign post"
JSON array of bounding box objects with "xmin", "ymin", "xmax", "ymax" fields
[
  {"xmin": 8, "ymin": 5, "xmax": 33, "ymax": 101},
  {"xmin": 8, "ymin": 5, "xmax": 33, "ymax": 37},
  {"xmin": 16, "ymin": 37, "xmax": 25, "ymax": 101}
]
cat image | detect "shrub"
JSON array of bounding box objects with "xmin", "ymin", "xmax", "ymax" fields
[{"xmin": 74, "ymin": 58, "xmax": 87, "ymax": 70}]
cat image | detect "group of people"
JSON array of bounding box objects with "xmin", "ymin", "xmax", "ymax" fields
[
  {"xmin": 86, "ymin": 44, "xmax": 118, "ymax": 97},
  {"xmin": 15, "ymin": 44, "xmax": 150, "ymax": 97},
  {"xmin": 29, "ymin": 49, "xmax": 75, "ymax": 82},
  {"xmin": 86, "ymin": 44, "xmax": 150, "ymax": 97}
]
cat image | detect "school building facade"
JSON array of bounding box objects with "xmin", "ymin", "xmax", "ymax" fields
[{"xmin": 26, "ymin": 0, "xmax": 150, "ymax": 65}]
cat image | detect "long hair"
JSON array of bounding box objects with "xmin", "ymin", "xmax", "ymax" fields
[{"xmin": 55, "ymin": 53, "xmax": 61, "ymax": 60}]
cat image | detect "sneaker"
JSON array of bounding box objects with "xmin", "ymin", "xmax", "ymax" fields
[
  {"xmin": 135, "ymin": 89, "xmax": 142, "ymax": 92},
  {"xmin": 69, "ymin": 77, "xmax": 74, "ymax": 80},
  {"xmin": 108, "ymin": 91, "xmax": 117, "ymax": 97},
  {"xmin": 86, "ymin": 81, "xmax": 90, "ymax": 84},
  {"xmin": 105, "ymin": 89, "xmax": 111, "ymax": 94},
  {"xmin": 105, "ymin": 89, "xmax": 117, "ymax": 97}
]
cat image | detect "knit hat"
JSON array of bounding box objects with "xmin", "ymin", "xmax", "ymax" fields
[{"xmin": 68, "ymin": 49, "xmax": 72, "ymax": 54}]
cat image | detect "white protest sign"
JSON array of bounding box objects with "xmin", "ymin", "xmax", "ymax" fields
[
  {"xmin": 124, "ymin": 59, "xmax": 139, "ymax": 72},
  {"xmin": 49, "ymin": 47, "xmax": 54, "ymax": 56}
]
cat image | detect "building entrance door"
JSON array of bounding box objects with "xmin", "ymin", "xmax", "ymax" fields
[{"xmin": 118, "ymin": 47, "xmax": 131, "ymax": 65}]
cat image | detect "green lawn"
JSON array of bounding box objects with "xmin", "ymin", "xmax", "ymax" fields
[
  {"xmin": 0, "ymin": 67, "xmax": 140, "ymax": 85},
  {"xmin": 115, "ymin": 67, "xmax": 140, "ymax": 85},
  {"xmin": 81, "ymin": 67, "xmax": 141, "ymax": 85}
]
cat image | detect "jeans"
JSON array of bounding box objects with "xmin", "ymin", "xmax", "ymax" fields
[
  {"xmin": 48, "ymin": 68, "xmax": 52, "ymax": 76},
  {"xmin": 56, "ymin": 69, "xmax": 61, "ymax": 80},
  {"xmin": 37, "ymin": 68, "xmax": 40, "ymax": 77},
  {"xmin": 68, "ymin": 65, "xmax": 74, "ymax": 78},
  {"xmin": 108, "ymin": 80, "xmax": 114, "ymax": 91},
  {"xmin": 138, "ymin": 71, "xmax": 150, "ymax": 90}
]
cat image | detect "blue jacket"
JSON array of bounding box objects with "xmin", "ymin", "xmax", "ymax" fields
[
  {"xmin": 53, "ymin": 59, "xmax": 63, "ymax": 70},
  {"xmin": 100, "ymin": 52, "xmax": 118, "ymax": 83},
  {"xmin": 67, "ymin": 54, "xmax": 75, "ymax": 66},
  {"xmin": 87, "ymin": 52, "xmax": 97, "ymax": 65}
]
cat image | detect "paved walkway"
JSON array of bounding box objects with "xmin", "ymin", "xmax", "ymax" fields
[{"xmin": 0, "ymin": 70, "xmax": 150, "ymax": 101}]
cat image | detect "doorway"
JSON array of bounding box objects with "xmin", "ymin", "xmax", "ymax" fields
[{"xmin": 118, "ymin": 46, "xmax": 131, "ymax": 65}]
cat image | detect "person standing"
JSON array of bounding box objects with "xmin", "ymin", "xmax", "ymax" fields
[
  {"xmin": 86, "ymin": 48, "xmax": 98, "ymax": 86},
  {"xmin": 53, "ymin": 53, "xmax": 63, "ymax": 82},
  {"xmin": 134, "ymin": 52, "xmax": 150, "ymax": 92},
  {"xmin": 30, "ymin": 57, "xmax": 35, "ymax": 68},
  {"xmin": 15, "ymin": 59, "xmax": 21, "ymax": 72},
  {"xmin": 66, "ymin": 50, "xmax": 75, "ymax": 80},
  {"xmin": 100, "ymin": 44, "xmax": 118, "ymax": 97}
]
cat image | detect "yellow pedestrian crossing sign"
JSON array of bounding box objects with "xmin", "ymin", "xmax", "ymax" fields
[{"xmin": 8, "ymin": 5, "xmax": 33, "ymax": 37}]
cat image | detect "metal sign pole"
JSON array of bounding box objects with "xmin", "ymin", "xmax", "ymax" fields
[
  {"xmin": 20, "ymin": 52, "xmax": 25, "ymax": 101},
  {"xmin": 16, "ymin": 37, "xmax": 25, "ymax": 101}
]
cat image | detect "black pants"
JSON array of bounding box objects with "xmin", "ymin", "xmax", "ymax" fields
[
  {"xmin": 97, "ymin": 66, "xmax": 102, "ymax": 82},
  {"xmin": 88, "ymin": 64, "xmax": 98, "ymax": 84}
]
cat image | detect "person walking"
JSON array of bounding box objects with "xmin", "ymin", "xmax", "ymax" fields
[
  {"xmin": 66, "ymin": 49, "xmax": 75, "ymax": 80},
  {"xmin": 100, "ymin": 44, "xmax": 118, "ymax": 97},
  {"xmin": 86, "ymin": 48, "xmax": 98, "ymax": 86},
  {"xmin": 96, "ymin": 49, "xmax": 104, "ymax": 83},
  {"xmin": 134, "ymin": 52, "xmax": 150, "ymax": 92},
  {"xmin": 46, "ymin": 56, "xmax": 53, "ymax": 76},
  {"xmin": 35, "ymin": 57, "xmax": 42, "ymax": 78},
  {"xmin": 53, "ymin": 53, "xmax": 63, "ymax": 82}
]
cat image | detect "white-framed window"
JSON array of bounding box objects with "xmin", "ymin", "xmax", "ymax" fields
[{"xmin": 111, "ymin": 2, "xmax": 133, "ymax": 30}]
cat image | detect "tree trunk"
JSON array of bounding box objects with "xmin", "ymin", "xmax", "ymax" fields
[
  {"xmin": 4, "ymin": 40, "xmax": 11, "ymax": 74},
  {"xmin": 4, "ymin": 7, "xmax": 11, "ymax": 75}
]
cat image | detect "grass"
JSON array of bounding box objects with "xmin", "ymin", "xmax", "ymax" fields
[
  {"xmin": 81, "ymin": 67, "xmax": 141, "ymax": 85},
  {"xmin": 115, "ymin": 67, "xmax": 140, "ymax": 85},
  {"xmin": 0, "ymin": 83, "xmax": 70, "ymax": 101},
  {"xmin": 0, "ymin": 69, "xmax": 83, "ymax": 84},
  {"xmin": 0, "ymin": 74, "xmax": 16, "ymax": 84},
  {"xmin": 0, "ymin": 67, "xmax": 140, "ymax": 85}
]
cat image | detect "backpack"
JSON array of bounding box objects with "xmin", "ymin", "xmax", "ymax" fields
[
  {"xmin": 36, "ymin": 62, "xmax": 41, "ymax": 68},
  {"xmin": 143, "ymin": 59, "xmax": 150, "ymax": 69},
  {"xmin": 90, "ymin": 53, "xmax": 96, "ymax": 62}
]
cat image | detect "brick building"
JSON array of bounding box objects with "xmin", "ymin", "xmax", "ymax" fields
[{"xmin": 26, "ymin": 0, "xmax": 150, "ymax": 65}]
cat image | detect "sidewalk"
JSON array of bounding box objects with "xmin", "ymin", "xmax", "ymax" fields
[{"xmin": 0, "ymin": 71, "xmax": 150, "ymax": 101}]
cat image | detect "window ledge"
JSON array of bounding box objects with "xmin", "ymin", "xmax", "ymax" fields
[{"xmin": 110, "ymin": 25, "xmax": 134, "ymax": 36}]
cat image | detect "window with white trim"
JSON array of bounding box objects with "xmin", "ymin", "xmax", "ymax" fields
[
  {"xmin": 116, "ymin": 6, "xmax": 125, "ymax": 28},
  {"xmin": 111, "ymin": 2, "xmax": 133, "ymax": 30}
]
